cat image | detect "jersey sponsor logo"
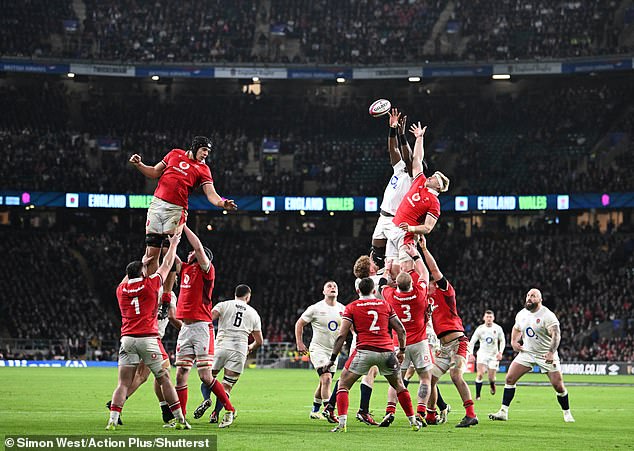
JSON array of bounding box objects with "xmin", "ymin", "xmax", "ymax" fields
[
  {"xmin": 390, "ymin": 175, "xmax": 399, "ymax": 188},
  {"xmin": 179, "ymin": 161, "xmax": 190, "ymax": 170},
  {"xmin": 357, "ymin": 301, "xmax": 384, "ymax": 307},
  {"xmin": 525, "ymin": 326, "xmax": 536, "ymax": 337},
  {"xmin": 327, "ymin": 320, "xmax": 339, "ymax": 331},
  {"xmin": 485, "ymin": 336, "xmax": 494, "ymax": 344}
]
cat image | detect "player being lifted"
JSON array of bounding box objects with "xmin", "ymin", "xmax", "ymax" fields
[
  {"xmin": 107, "ymin": 233, "xmax": 188, "ymax": 430},
  {"xmin": 489, "ymin": 289, "xmax": 574, "ymax": 423},
  {"xmin": 386, "ymin": 122, "xmax": 449, "ymax": 274},
  {"xmin": 172, "ymin": 225, "xmax": 236, "ymax": 428},
  {"xmin": 129, "ymin": 136, "xmax": 237, "ymax": 317},
  {"xmin": 324, "ymin": 278, "xmax": 421, "ymax": 432},
  {"xmin": 421, "ymin": 239, "xmax": 478, "ymax": 428},
  {"xmin": 193, "ymin": 284, "xmax": 263, "ymax": 424},
  {"xmin": 295, "ymin": 281, "xmax": 345, "ymax": 420},
  {"xmin": 370, "ymin": 108, "xmax": 414, "ymax": 269},
  {"xmin": 468, "ymin": 310, "xmax": 505, "ymax": 400},
  {"xmin": 380, "ymin": 243, "xmax": 433, "ymax": 427}
]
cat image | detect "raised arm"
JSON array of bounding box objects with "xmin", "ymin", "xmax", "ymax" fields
[
  {"xmin": 403, "ymin": 242, "xmax": 429, "ymax": 284},
  {"xmin": 387, "ymin": 108, "xmax": 402, "ymax": 166},
  {"xmin": 398, "ymin": 115, "xmax": 414, "ymax": 176},
  {"xmin": 183, "ymin": 225, "xmax": 210, "ymax": 270},
  {"xmin": 409, "ymin": 122, "xmax": 427, "ymax": 178},
  {"xmin": 168, "ymin": 304, "xmax": 182, "ymax": 332},
  {"xmin": 202, "ymin": 183, "xmax": 237, "ymax": 210},
  {"xmin": 544, "ymin": 324, "xmax": 561, "ymax": 363},
  {"xmin": 155, "ymin": 232, "xmax": 181, "ymax": 282},
  {"xmin": 129, "ymin": 154, "xmax": 166, "ymax": 179},
  {"xmin": 421, "ymin": 244, "xmax": 444, "ymax": 283}
]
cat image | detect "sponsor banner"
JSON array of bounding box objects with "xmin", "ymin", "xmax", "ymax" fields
[
  {"xmin": 0, "ymin": 60, "xmax": 69, "ymax": 74},
  {"xmin": 559, "ymin": 362, "xmax": 632, "ymax": 376},
  {"xmin": 287, "ymin": 68, "xmax": 352, "ymax": 79},
  {"xmin": 134, "ymin": 66, "xmax": 214, "ymax": 78},
  {"xmin": 0, "ymin": 360, "xmax": 117, "ymax": 367},
  {"xmin": 214, "ymin": 67, "xmax": 287, "ymax": 79},
  {"xmin": 97, "ymin": 137, "xmax": 121, "ymax": 151},
  {"xmin": 353, "ymin": 67, "xmax": 422, "ymax": 79},
  {"xmin": 493, "ymin": 62, "xmax": 562, "ymax": 75},
  {"xmin": 70, "ymin": 63, "xmax": 135, "ymax": 77},
  {"xmin": 423, "ymin": 65, "xmax": 492, "ymax": 78},
  {"xmin": 562, "ymin": 58, "xmax": 632, "ymax": 74}
]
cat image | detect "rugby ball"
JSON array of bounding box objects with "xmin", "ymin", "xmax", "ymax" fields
[{"xmin": 369, "ymin": 99, "xmax": 391, "ymax": 117}]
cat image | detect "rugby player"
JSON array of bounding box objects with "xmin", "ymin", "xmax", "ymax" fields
[{"xmin": 468, "ymin": 310, "xmax": 505, "ymax": 400}]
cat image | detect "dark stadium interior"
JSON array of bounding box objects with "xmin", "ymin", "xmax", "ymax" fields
[{"xmin": 0, "ymin": 0, "xmax": 633, "ymax": 370}]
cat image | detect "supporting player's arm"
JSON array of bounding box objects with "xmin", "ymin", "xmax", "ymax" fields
[
  {"xmin": 168, "ymin": 305, "xmax": 182, "ymax": 332},
  {"xmin": 389, "ymin": 315, "xmax": 407, "ymax": 363},
  {"xmin": 387, "ymin": 108, "xmax": 402, "ymax": 166},
  {"xmin": 202, "ymin": 183, "xmax": 237, "ymax": 210},
  {"xmin": 409, "ymin": 122, "xmax": 427, "ymax": 178},
  {"xmin": 420, "ymin": 245, "xmax": 446, "ymax": 289},
  {"xmin": 510, "ymin": 327, "xmax": 524, "ymax": 353},
  {"xmin": 183, "ymin": 225, "xmax": 210, "ymax": 271},
  {"xmin": 129, "ymin": 154, "xmax": 166, "ymax": 179},
  {"xmin": 403, "ymin": 242, "xmax": 429, "ymax": 284},
  {"xmin": 155, "ymin": 232, "xmax": 181, "ymax": 282},
  {"xmin": 294, "ymin": 318, "xmax": 309, "ymax": 354},
  {"xmin": 248, "ymin": 330, "xmax": 264, "ymax": 354},
  {"xmin": 544, "ymin": 324, "xmax": 561, "ymax": 363}
]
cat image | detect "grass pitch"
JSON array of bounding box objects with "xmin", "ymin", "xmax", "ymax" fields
[{"xmin": 1, "ymin": 368, "xmax": 633, "ymax": 450}]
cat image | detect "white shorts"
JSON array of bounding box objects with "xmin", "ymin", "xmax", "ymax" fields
[
  {"xmin": 432, "ymin": 336, "xmax": 469, "ymax": 378},
  {"xmin": 372, "ymin": 214, "xmax": 395, "ymax": 241},
  {"xmin": 384, "ymin": 222, "xmax": 405, "ymax": 260},
  {"xmin": 310, "ymin": 348, "xmax": 337, "ymax": 374},
  {"xmin": 146, "ymin": 196, "xmax": 187, "ymax": 235},
  {"xmin": 402, "ymin": 339, "xmax": 433, "ymax": 372},
  {"xmin": 212, "ymin": 347, "xmax": 246, "ymax": 374},
  {"xmin": 513, "ymin": 351, "xmax": 560, "ymax": 374},
  {"xmin": 477, "ymin": 353, "xmax": 500, "ymax": 370},
  {"xmin": 175, "ymin": 321, "xmax": 214, "ymax": 368},
  {"xmin": 118, "ymin": 336, "xmax": 165, "ymax": 377},
  {"xmin": 345, "ymin": 349, "xmax": 400, "ymax": 377}
]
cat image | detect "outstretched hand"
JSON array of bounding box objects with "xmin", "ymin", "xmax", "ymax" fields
[
  {"xmin": 388, "ymin": 108, "xmax": 401, "ymax": 128},
  {"xmin": 398, "ymin": 115, "xmax": 407, "ymax": 135},
  {"xmin": 409, "ymin": 122, "xmax": 427, "ymax": 139}
]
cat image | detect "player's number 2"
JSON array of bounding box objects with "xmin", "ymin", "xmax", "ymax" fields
[
  {"xmin": 368, "ymin": 310, "xmax": 380, "ymax": 331},
  {"xmin": 234, "ymin": 311, "xmax": 243, "ymax": 327},
  {"xmin": 131, "ymin": 297, "xmax": 140, "ymax": 315}
]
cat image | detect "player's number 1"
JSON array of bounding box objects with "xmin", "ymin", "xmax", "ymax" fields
[
  {"xmin": 131, "ymin": 297, "xmax": 140, "ymax": 315},
  {"xmin": 368, "ymin": 310, "xmax": 380, "ymax": 331}
]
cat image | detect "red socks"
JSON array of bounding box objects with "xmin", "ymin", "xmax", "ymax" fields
[
  {"xmin": 209, "ymin": 379, "xmax": 234, "ymax": 412},
  {"xmin": 464, "ymin": 399, "xmax": 476, "ymax": 418},
  {"xmin": 336, "ymin": 389, "xmax": 350, "ymax": 417},
  {"xmin": 397, "ymin": 390, "xmax": 415, "ymax": 417},
  {"xmin": 385, "ymin": 401, "xmax": 396, "ymax": 415},
  {"xmin": 175, "ymin": 385, "xmax": 188, "ymax": 416}
]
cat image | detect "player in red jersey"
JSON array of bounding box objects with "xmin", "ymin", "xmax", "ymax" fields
[
  {"xmin": 322, "ymin": 278, "xmax": 421, "ymax": 432},
  {"xmin": 172, "ymin": 225, "xmax": 236, "ymax": 428},
  {"xmin": 129, "ymin": 136, "xmax": 237, "ymax": 319},
  {"xmin": 421, "ymin": 240, "xmax": 478, "ymax": 428},
  {"xmin": 380, "ymin": 243, "xmax": 434, "ymax": 426},
  {"xmin": 106, "ymin": 233, "xmax": 189, "ymax": 430},
  {"xmin": 384, "ymin": 123, "xmax": 449, "ymax": 276}
]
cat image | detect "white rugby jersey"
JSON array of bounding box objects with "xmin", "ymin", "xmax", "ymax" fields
[
  {"xmin": 300, "ymin": 300, "xmax": 346, "ymax": 353},
  {"xmin": 354, "ymin": 273, "xmax": 385, "ymax": 300},
  {"xmin": 379, "ymin": 160, "xmax": 412, "ymax": 215},
  {"xmin": 213, "ymin": 300, "xmax": 262, "ymax": 355},
  {"xmin": 468, "ymin": 323, "xmax": 505, "ymax": 356},
  {"xmin": 157, "ymin": 289, "xmax": 177, "ymax": 339},
  {"xmin": 514, "ymin": 305, "xmax": 560, "ymax": 357}
]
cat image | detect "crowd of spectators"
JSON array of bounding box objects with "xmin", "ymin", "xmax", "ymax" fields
[
  {"xmin": 2, "ymin": 0, "xmax": 631, "ymax": 63},
  {"xmin": 1, "ymin": 220, "xmax": 632, "ymax": 361},
  {"xmin": 1, "ymin": 77, "xmax": 632, "ymax": 197},
  {"xmin": 455, "ymin": 0, "xmax": 628, "ymax": 61}
]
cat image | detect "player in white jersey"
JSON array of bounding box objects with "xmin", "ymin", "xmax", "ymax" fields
[
  {"xmin": 370, "ymin": 108, "xmax": 414, "ymax": 270},
  {"xmin": 193, "ymin": 284, "xmax": 263, "ymax": 425},
  {"xmin": 106, "ymin": 288, "xmax": 181, "ymax": 424},
  {"xmin": 295, "ymin": 281, "xmax": 345, "ymax": 420},
  {"xmin": 468, "ymin": 310, "xmax": 505, "ymax": 400},
  {"xmin": 489, "ymin": 289, "xmax": 574, "ymax": 423}
]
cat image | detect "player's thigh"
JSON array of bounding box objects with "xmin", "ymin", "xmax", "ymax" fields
[
  {"xmin": 371, "ymin": 215, "xmax": 392, "ymax": 241},
  {"xmin": 476, "ymin": 363, "xmax": 488, "ymax": 376},
  {"xmin": 338, "ymin": 368, "xmax": 362, "ymax": 389},
  {"xmin": 506, "ymin": 360, "xmax": 532, "ymax": 384},
  {"xmin": 222, "ymin": 350, "xmax": 247, "ymax": 375},
  {"xmin": 146, "ymin": 197, "xmax": 186, "ymax": 235},
  {"xmin": 118, "ymin": 336, "xmax": 141, "ymax": 367},
  {"xmin": 310, "ymin": 348, "xmax": 336, "ymax": 374},
  {"xmin": 407, "ymin": 340, "xmax": 434, "ymax": 373},
  {"xmin": 137, "ymin": 338, "xmax": 169, "ymax": 377},
  {"xmin": 546, "ymin": 369, "xmax": 565, "ymax": 391}
]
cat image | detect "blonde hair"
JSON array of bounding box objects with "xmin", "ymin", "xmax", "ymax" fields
[
  {"xmin": 433, "ymin": 171, "xmax": 450, "ymax": 192},
  {"xmin": 353, "ymin": 255, "xmax": 372, "ymax": 279}
]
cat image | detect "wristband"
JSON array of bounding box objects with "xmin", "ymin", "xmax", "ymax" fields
[
  {"xmin": 389, "ymin": 127, "xmax": 397, "ymax": 137},
  {"xmin": 399, "ymin": 347, "xmax": 406, "ymax": 353},
  {"xmin": 330, "ymin": 353, "xmax": 338, "ymax": 362},
  {"xmin": 399, "ymin": 134, "xmax": 407, "ymax": 143},
  {"xmin": 412, "ymin": 255, "xmax": 420, "ymax": 261}
]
